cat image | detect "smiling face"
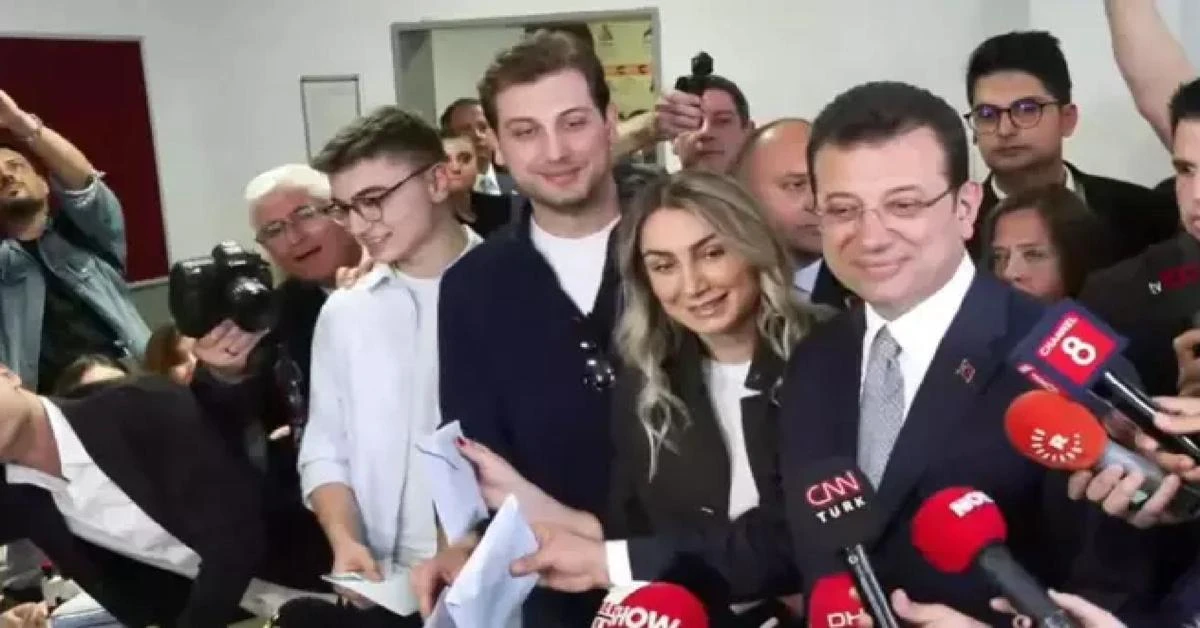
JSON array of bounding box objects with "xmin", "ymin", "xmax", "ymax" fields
[
  {"xmin": 815, "ymin": 127, "xmax": 980, "ymax": 318},
  {"xmin": 639, "ymin": 206, "xmax": 760, "ymax": 343},
  {"xmin": 492, "ymin": 69, "xmax": 616, "ymax": 215},
  {"xmin": 251, "ymin": 187, "xmax": 358, "ymax": 283}
]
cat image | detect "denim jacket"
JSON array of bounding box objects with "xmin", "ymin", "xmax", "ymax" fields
[{"xmin": 0, "ymin": 176, "xmax": 151, "ymax": 390}]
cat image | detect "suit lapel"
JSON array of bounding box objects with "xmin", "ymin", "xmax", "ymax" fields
[
  {"xmin": 872, "ymin": 275, "xmax": 1008, "ymax": 523},
  {"xmin": 812, "ymin": 263, "xmax": 857, "ymax": 311},
  {"xmin": 668, "ymin": 336, "xmax": 730, "ymax": 507},
  {"xmin": 741, "ymin": 339, "xmax": 785, "ymax": 493},
  {"xmin": 829, "ymin": 310, "xmax": 868, "ymax": 459}
]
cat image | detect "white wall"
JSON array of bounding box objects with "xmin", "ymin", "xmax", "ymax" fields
[
  {"xmin": 1, "ymin": 0, "xmax": 1192, "ymax": 264},
  {"xmin": 430, "ymin": 26, "xmax": 525, "ymax": 121}
]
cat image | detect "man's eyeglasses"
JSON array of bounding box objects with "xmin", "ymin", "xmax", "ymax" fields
[
  {"xmin": 255, "ymin": 203, "xmax": 331, "ymax": 245},
  {"xmin": 965, "ymin": 98, "xmax": 1061, "ymax": 135},
  {"xmin": 809, "ymin": 187, "xmax": 954, "ymax": 226},
  {"xmin": 324, "ymin": 163, "xmax": 435, "ymax": 226},
  {"xmin": 575, "ymin": 316, "xmax": 616, "ymax": 392}
]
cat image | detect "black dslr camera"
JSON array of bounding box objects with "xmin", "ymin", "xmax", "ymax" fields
[
  {"xmin": 168, "ymin": 241, "xmax": 277, "ymax": 338},
  {"xmin": 674, "ymin": 51, "xmax": 714, "ymax": 95}
]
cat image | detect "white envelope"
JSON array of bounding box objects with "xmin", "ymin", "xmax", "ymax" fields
[
  {"xmin": 444, "ymin": 495, "xmax": 537, "ymax": 628},
  {"xmin": 322, "ymin": 564, "xmax": 417, "ymax": 617},
  {"xmin": 424, "ymin": 591, "xmax": 456, "ymax": 628},
  {"xmin": 416, "ymin": 421, "xmax": 489, "ymax": 543}
]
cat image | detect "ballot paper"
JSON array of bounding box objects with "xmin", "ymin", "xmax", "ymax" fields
[
  {"xmin": 321, "ymin": 565, "xmax": 418, "ymax": 617},
  {"xmin": 416, "ymin": 421, "xmax": 489, "ymax": 543},
  {"xmin": 444, "ymin": 495, "xmax": 537, "ymax": 628}
]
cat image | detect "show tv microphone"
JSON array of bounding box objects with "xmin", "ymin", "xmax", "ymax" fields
[
  {"xmin": 1004, "ymin": 389, "xmax": 1200, "ymax": 518},
  {"xmin": 808, "ymin": 572, "xmax": 867, "ymax": 628},
  {"xmin": 1007, "ymin": 299, "xmax": 1200, "ymax": 461},
  {"xmin": 591, "ymin": 582, "xmax": 709, "ymax": 628},
  {"xmin": 796, "ymin": 458, "xmax": 898, "ymax": 628},
  {"xmin": 912, "ymin": 487, "xmax": 1079, "ymax": 628}
]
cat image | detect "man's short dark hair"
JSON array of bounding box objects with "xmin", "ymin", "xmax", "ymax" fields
[
  {"xmin": 701, "ymin": 76, "xmax": 751, "ymax": 125},
  {"xmin": 478, "ymin": 30, "xmax": 610, "ymax": 131},
  {"xmin": 966, "ymin": 31, "xmax": 1072, "ymax": 105},
  {"xmin": 439, "ymin": 98, "xmax": 481, "ymax": 131},
  {"xmin": 807, "ymin": 81, "xmax": 969, "ymax": 194},
  {"xmin": 1170, "ymin": 77, "xmax": 1200, "ymax": 136},
  {"xmin": 312, "ymin": 105, "xmax": 446, "ymax": 175}
]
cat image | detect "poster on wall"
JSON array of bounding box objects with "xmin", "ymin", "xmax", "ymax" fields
[
  {"xmin": 589, "ymin": 19, "xmax": 655, "ymax": 122},
  {"xmin": 301, "ymin": 75, "xmax": 362, "ymax": 160}
]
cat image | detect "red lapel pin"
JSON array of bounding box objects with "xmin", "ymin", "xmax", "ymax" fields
[{"xmin": 956, "ymin": 359, "xmax": 976, "ymax": 384}]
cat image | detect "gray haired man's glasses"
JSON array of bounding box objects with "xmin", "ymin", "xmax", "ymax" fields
[{"xmin": 254, "ymin": 203, "xmax": 332, "ymax": 245}]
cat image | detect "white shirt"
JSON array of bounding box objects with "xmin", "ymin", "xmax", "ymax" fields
[
  {"xmin": 991, "ymin": 165, "xmax": 1080, "ymax": 200},
  {"xmin": 703, "ymin": 359, "xmax": 759, "ymax": 519},
  {"xmin": 793, "ymin": 259, "xmax": 824, "ymax": 302},
  {"xmin": 474, "ymin": 163, "xmax": 502, "ymax": 196},
  {"xmin": 606, "ymin": 253, "xmax": 977, "ymax": 588},
  {"xmin": 4, "ymin": 399, "xmax": 313, "ymax": 617},
  {"xmin": 530, "ymin": 216, "xmax": 619, "ymax": 314},
  {"xmin": 299, "ymin": 227, "xmax": 482, "ymax": 571}
]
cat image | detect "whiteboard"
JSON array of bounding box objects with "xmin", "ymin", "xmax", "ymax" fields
[{"xmin": 300, "ymin": 75, "xmax": 362, "ymax": 160}]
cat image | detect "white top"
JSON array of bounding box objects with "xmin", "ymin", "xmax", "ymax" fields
[
  {"xmin": 991, "ymin": 165, "xmax": 1079, "ymax": 200},
  {"xmin": 299, "ymin": 226, "xmax": 482, "ymax": 570},
  {"xmin": 703, "ymin": 359, "xmax": 759, "ymax": 519},
  {"xmin": 860, "ymin": 252, "xmax": 976, "ymax": 418},
  {"xmin": 4, "ymin": 399, "xmax": 309, "ymax": 617},
  {"xmin": 793, "ymin": 259, "xmax": 824, "ymax": 302},
  {"xmin": 474, "ymin": 163, "xmax": 502, "ymax": 196},
  {"xmin": 530, "ymin": 216, "xmax": 619, "ymax": 314}
]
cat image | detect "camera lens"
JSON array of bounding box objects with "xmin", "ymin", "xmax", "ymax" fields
[{"xmin": 226, "ymin": 276, "xmax": 277, "ymax": 333}]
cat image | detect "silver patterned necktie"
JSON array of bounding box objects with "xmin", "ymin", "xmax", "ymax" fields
[{"xmin": 858, "ymin": 326, "xmax": 905, "ymax": 487}]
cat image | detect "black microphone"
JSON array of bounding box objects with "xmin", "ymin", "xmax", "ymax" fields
[
  {"xmin": 1008, "ymin": 299, "xmax": 1200, "ymax": 461},
  {"xmin": 912, "ymin": 488, "xmax": 1080, "ymax": 628},
  {"xmin": 794, "ymin": 458, "xmax": 898, "ymax": 628}
]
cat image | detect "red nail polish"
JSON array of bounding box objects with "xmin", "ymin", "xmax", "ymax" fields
[{"xmin": 455, "ymin": 436, "xmax": 467, "ymax": 447}]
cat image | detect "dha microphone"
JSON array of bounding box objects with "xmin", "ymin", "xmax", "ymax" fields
[
  {"xmin": 795, "ymin": 458, "xmax": 898, "ymax": 628},
  {"xmin": 912, "ymin": 487, "xmax": 1079, "ymax": 628},
  {"xmin": 1007, "ymin": 299, "xmax": 1200, "ymax": 461},
  {"xmin": 808, "ymin": 572, "xmax": 868, "ymax": 628},
  {"xmin": 1004, "ymin": 389, "xmax": 1200, "ymax": 519},
  {"xmin": 591, "ymin": 582, "xmax": 709, "ymax": 628}
]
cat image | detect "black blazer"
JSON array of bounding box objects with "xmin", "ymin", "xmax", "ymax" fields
[
  {"xmin": 623, "ymin": 273, "xmax": 1162, "ymax": 623},
  {"xmin": 0, "ymin": 376, "xmax": 264, "ymax": 627},
  {"xmin": 971, "ymin": 162, "xmax": 1179, "ymax": 266}
]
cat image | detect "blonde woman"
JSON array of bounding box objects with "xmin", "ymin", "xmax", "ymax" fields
[{"xmin": 414, "ymin": 171, "xmax": 831, "ymax": 626}]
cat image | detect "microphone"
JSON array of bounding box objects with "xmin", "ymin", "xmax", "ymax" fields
[
  {"xmin": 1004, "ymin": 389, "xmax": 1200, "ymax": 518},
  {"xmin": 591, "ymin": 582, "xmax": 709, "ymax": 628},
  {"xmin": 912, "ymin": 487, "xmax": 1080, "ymax": 628},
  {"xmin": 795, "ymin": 458, "xmax": 898, "ymax": 628},
  {"xmin": 808, "ymin": 572, "xmax": 868, "ymax": 628},
  {"xmin": 1007, "ymin": 299, "xmax": 1200, "ymax": 461}
]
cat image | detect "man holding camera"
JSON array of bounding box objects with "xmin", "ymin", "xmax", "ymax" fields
[
  {"xmin": 0, "ymin": 89, "xmax": 150, "ymax": 605},
  {"xmin": 187, "ymin": 164, "xmax": 363, "ymax": 593}
]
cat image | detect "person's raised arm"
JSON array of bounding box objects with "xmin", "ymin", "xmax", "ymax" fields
[
  {"xmin": 1105, "ymin": 0, "xmax": 1197, "ymax": 147},
  {"xmin": 0, "ymin": 90, "xmax": 94, "ymax": 189}
]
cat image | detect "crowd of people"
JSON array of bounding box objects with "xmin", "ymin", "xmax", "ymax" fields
[{"xmin": 1, "ymin": 1, "xmax": 1200, "ymax": 627}]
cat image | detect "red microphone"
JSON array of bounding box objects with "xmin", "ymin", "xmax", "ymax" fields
[
  {"xmin": 807, "ymin": 572, "xmax": 867, "ymax": 628},
  {"xmin": 1004, "ymin": 389, "xmax": 1200, "ymax": 518},
  {"xmin": 911, "ymin": 487, "xmax": 1079, "ymax": 628},
  {"xmin": 591, "ymin": 582, "xmax": 709, "ymax": 628}
]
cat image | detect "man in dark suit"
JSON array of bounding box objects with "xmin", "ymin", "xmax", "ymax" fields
[
  {"xmin": 732, "ymin": 118, "xmax": 854, "ymax": 311},
  {"xmin": 964, "ymin": 31, "xmax": 1178, "ymax": 265},
  {"xmin": 0, "ymin": 366, "xmax": 273, "ymax": 627},
  {"xmin": 472, "ymin": 81, "xmax": 1157, "ymax": 623}
]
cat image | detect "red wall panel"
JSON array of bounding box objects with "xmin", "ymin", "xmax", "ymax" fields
[{"xmin": 0, "ymin": 36, "xmax": 168, "ymax": 282}]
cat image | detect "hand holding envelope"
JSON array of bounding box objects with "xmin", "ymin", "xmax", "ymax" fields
[
  {"xmin": 415, "ymin": 421, "xmax": 490, "ymax": 543},
  {"xmin": 440, "ymin": 494, "xmax": 538, "ymax": 628}
]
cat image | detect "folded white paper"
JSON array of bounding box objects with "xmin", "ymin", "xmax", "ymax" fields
[
  {"xmin": 444, "ymin": 494, "xmax": 537, "ymax": 627},
  {"xmin": 322, "ymin": 565, "xmax": 417, "ymax": 617},
  {"xmin": 416, "ymin": 421, "xmax": 489, "ymax": 543}
]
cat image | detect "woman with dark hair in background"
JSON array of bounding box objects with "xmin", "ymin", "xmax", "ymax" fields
[
  {"xmin": 981, "ymin": 184, "xmax": 1107, "ymax": 302},
  {"xmin": 52, "ymin": 353, "xmax": 130, "ymax": 396}
]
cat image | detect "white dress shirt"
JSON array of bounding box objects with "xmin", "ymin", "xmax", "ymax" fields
[
  {"xmin": 991, "ymin": 165, "xmax": 1080, "ymax": 200},
  {"xmin": 299, "ymin": 227, "xmax": 482, "ymax": 572},
  {"xmin": 474, "ymin": 163, "xmax": 502, "ymax": 196},
  {"xmin": 605, "ymin": 252, "xmax": 977, "ymax": 588},
  {"xmin": 793, "ymin": 259, "xmax": 824, "ymax": 302},
  {"xmin": 4, "ymin": 399, "xmax": 312, "ymax": 617}
]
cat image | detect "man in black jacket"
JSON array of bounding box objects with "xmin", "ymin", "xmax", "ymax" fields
[
  {"xmin": 0, "ymin": 366, "xmax": 270, "ymax": 627},
  {"xmin": 964, "ymin": 30, "xmax": 1178, "ymax": 264},
  {"xmin": 191, "ymin": 163, "xmax": 363, "ymax": 592}
]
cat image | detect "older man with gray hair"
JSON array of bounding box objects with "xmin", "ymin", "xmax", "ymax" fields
[{"xmin": 190, "ymin": 163, "xmax": 361, "ymax": 594}]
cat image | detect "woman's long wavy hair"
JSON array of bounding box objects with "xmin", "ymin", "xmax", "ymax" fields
[{"xmin": 614, "ymin": 170, "xmax": 816, "ymax": 478}]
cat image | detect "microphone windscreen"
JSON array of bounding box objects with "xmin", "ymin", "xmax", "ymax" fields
[
  {"xmin": 592, "ymin": 582, "xmax": 709, "ymax": 628},
  {"xmin": 807, "ymin": 572, "xmax": 865, "ymax": 628},
  {"xmin": 911, "ymin": 487, "xmax": 1007, "ymax": 574},
  {"xmin": 1004, "ymin": 389, "xmax": 1109, "ymax": 471},
  {"xmin": 793, "ymin": 457, "xmax": 881, "ymax": 552}
]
